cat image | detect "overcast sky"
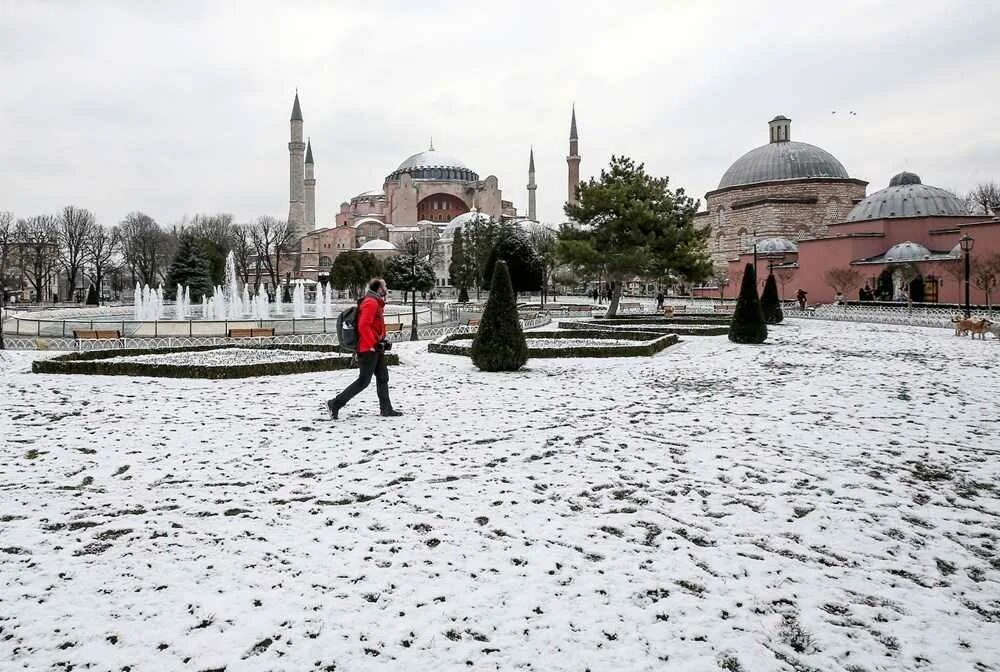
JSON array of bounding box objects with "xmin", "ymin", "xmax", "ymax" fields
[{"xmin": 2, "ymin": 0, "xmax": 998, "ymax": 228}]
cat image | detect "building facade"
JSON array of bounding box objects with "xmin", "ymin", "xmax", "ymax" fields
[{"xmin": 697, "ymin": 116, "xmax": 867, "ymax": 271}]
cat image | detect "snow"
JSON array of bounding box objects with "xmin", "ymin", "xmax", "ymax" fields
[
  {"xmin": 448, "ymin": 337, "xmax": 642, "ymax": 349},
  {"xmin": 2, "ymin": 320, "xmax": 999, "ymax": 671},
  {"xmin": 105, "ymin": 348, "xmax": 340, "ymax": 367}
]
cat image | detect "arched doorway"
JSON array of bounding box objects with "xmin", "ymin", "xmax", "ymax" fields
[
  {"xmin": 418, "ymin": 194, "xmax": 468, "ymax": 223},
  {"xmin": 908, "ymin": 274, "xmax": 925, "ymax": 303},
  {"xmin": 876, "ymin": 268, "xmax": 894, "ymax": 301}
]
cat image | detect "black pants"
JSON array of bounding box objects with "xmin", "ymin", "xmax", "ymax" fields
[{"xmin": 333, "ymin": 349, "xmax": 393, "ymax": 412}]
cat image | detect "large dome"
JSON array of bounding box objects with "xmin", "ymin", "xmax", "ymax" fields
[
  {"xmin": 387, "ymin": 147, "xmax": 478, "ymax": 182},
  {"xmin": 719, "ymin": 141, "xmax": 849, "ymax": 189},
  {"xmin": 846, "ymin": 173, "xmax": 968, "ymax": 222}
]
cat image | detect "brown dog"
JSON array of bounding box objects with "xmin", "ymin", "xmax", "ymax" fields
[
  {"xmin": 952, "ymin": 315, "xmax": 973, "ymax": 336},
  {"xmin": 969, "ymin": 318, "xmax": 994, "ymax": 340}
]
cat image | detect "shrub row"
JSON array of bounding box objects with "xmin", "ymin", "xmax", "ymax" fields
[{"xmin": 32, "ymin": 345, "xmax": 399, "ymax": 379}]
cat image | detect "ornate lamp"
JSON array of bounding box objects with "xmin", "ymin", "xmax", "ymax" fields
[{"xmin": 960, "ymin": 234, "xmax": 974, "ymax": 317}]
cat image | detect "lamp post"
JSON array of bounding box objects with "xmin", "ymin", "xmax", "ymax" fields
[
  {"xmin": 752, "ymin": 229, "xmax": 758, "ymax": 277},
  {"xmin": 406, "ymin": 237, "xmax": 420, "ymax": 341},
  {"xmin": 960, "ymin": 234, "xmax": 974, "ymax": 318}
]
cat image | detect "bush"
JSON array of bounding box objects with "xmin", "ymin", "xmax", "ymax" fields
[
  {"xmin": 728, "ymin": 264, "xmax": 767, "ymax": 344},
  {"xmin": 470, "ymin": 261, "xmax": 528, "ymax": 371},
  {"xmin": 760, "ymin": 272, "xmax": 783, "ymax": 324}
]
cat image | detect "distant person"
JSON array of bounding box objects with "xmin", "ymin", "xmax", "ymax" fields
[
  {"xmin": 834, "ymin": 292, "xmax": 845, "ymax": 305},
  {"xmin": 796, "ymin": 288, "xmax": 808, "ymax": 310},
  {"xmin": 327, "ymin": 278, "xmax": 401, "ymax": 420},
  {"xmin": 656, "ymin": 292, "xmax": 665, "ymax": 311}
]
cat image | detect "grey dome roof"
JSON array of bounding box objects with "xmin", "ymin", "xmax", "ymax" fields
[
  {"xmin": 387, "ymin": 148, "xmax": 479, "ymax": 182},
  {"xmin": 883, "ymin": 241, "xmax": 931, "ymax": 263},
  {"xmin": 755, "ymin": 237, "xmax": 798, "ymax": 253},
  {"xmin": 442, "ymin": 210, "xmax": 490, "ymax": 238},
  {"xmin": 846, "ymin": 173, "xmax": 968, "ymax": 222},
  {"xmin": 719, "ymin": 141, "xmax": 850, "ymax": 189}
]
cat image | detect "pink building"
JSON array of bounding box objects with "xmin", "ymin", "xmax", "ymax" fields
[{"xmin": 716, "ymin": 172, "xmax": 1000, "ymax": 306}]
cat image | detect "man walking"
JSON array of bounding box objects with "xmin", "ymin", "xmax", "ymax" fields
[{"xmin": 327, "ymin": 278, "xmax": 402, "ymax": 419}]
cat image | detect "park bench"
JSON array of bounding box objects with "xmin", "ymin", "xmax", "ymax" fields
[
  {"xmin": 467, "ymin": 319, "xmax": 480, "ymax": 327},
  {"xmin": 385, "ymin": 323, "xmax": 403, "ymax": 333},
  {"xmin": 713, "ymin": 304, "xmax": 734, "ymax": 313},
  {"xmin": 663, "ymin": 305, "xmax": 687, "ymax": 317},
  {"xmin": 227, "ymin": 328, "xmax": 275, "ymax": 338},
  {"xmin": 619, "ymin": 302, "xmax": 642, "ymax": 312},
  {"xmin": 73, "ymin": 329, "xmax": 124, "ymax": 349}
]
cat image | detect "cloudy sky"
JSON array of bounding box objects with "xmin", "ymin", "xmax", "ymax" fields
[{"xmin": 2, "ymin": 0, "xmax": 998, "ymax": 228}]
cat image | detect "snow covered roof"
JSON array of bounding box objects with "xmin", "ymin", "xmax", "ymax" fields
[{"xmin": 359, "ymin": 239, "xmax": 398, "ymax": 251}]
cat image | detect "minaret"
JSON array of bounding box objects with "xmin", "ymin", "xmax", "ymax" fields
[
  {"xmin": 287, "ymin": 91, "xmax": 306, "ymax": 240},
  {"xmin": 304, "ymin": 138, "xmax": 316, "ymax": 230},
  {"xmin": 567, "ymin": 105, "xmax": 581, "ymax": 206},
  {"xmin": 527, "ymin": 146, "xmax": 537, "ymax": 221}
]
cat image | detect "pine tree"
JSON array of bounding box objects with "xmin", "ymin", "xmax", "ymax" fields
[
  {"xmin": 449, "ymin": 229, "xmax": 473, "ymax": 302},
  {"xmin": 484, "ymin": 229, "xmax": 543, "ymax": 293},
  {"xmin": 164, "ymin": 232, "xmax": 213, "ymax": 301},
  {"xmin": 728, "ymin": 264, "xmax": 767, "ymax": 343},
  {"xmin": 760, "ymin": 272, "xmax": 783, "ymax": 324},
  {"xmin": 85, "ymin": 283, "xmax": 98, "ymax": 305},
  {"xmin": 471, "ymin": 261, "xmax": 529, "ymax": 372}
]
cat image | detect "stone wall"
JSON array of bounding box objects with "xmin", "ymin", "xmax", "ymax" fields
[{"xmin": 702, "ymin": 178, "xmax": 867, "ymax": 270}]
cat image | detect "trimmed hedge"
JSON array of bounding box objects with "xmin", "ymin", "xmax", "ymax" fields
[
  {"xmin": 559, "ymin": 321, "xmax": 729, "ymax": 336},
  {"xmin": 32, "ymin": 344, "xmax": 400, "ymax": 379},
  {"xmin": 429, "ymin": 329, "xmax": 678, "ymax": 358}
]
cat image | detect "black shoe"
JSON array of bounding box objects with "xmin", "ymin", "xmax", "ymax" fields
[
  {"xmin": 327, "ymin": 399, "xmax": 341, "ymax": 420},
  {"xmin": 380, "ymin": 409, "xmax": 403, "ymax": 417}
]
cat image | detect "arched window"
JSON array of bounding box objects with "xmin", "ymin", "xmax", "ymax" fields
[{"xmin": 736, "ymin": 228, "xmax": 748, "ymax": 252}]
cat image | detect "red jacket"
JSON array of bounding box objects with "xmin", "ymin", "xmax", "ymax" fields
[{"xmin": 357, "ymin": 293, "xmax": 386, "ymax": 353}]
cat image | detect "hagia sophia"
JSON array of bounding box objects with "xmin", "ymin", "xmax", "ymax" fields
[
  {"xmin": 281, "ymin": 90, "xmax": 998, "ymax": 305},
  {"xmin": 282, "ymin": 92, "xmax": 574, "ymax": 289}
]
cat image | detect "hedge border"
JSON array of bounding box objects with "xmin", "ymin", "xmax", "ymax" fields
[
  {"xmin": 32, "ymin": 344, "xmax": 400, "ymax": 379},
  {"xmin": 428, "ymin": 330, "xmax": 678, "ymax": 359},
  {"xmin": 559, "ymin": 321, "xmax": 730, "ymax": 336},
  {"xmin": 591, "ymin": 315, "xmax": 731, "ymax": 325}
]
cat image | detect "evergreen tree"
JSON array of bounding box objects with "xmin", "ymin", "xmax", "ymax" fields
[
  {"xmin": 471, "ymin": 261, "xmax": 529, "ymax": 372},
  {"xmin": 448, "ymin": 229, "xmax": 473, "ymax": 302},
  {"xmin": 559, "ymin": 156, "xmax": 712, "ymax": 317},
  {"xmin": 164, "ymin": 231, "xmax": 213, "ymax": 301},
  {"xmin": 728, "ymin": 263, "xmax": 767, "ymax": 343},
  {"xmin": 384, "ymin": 253, "xmax": 436, "ymax": 299},
  {"xmin": 484, "ymin": 229, "xmax": 543, "ymax": 293},
  {"xmin": 85, "ymin": 283, "xmax": 98, "ymax": 305},
  {"xmin": 329, "ymin": 250, "xmax": 382, "ymax": 297},
  {"xmin": 760, "ymin": 272, "xmax": 783, "ymax": 324}
]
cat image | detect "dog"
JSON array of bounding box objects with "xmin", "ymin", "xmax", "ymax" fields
[
  {"xmin": 969, "ymin": 318, "xmax": 994, "ymax": 340},
  {"xmin": 952, "ymin": 315, "xmax": 973, "ymax": 336}
]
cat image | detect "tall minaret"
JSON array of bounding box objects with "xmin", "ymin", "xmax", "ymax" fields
[
  {"xmin": 288, "ymin": 91, "xmax": 306, "ymax": 239},
  {"xmin": 567, "ymin": 104, "xmax": 581, "ymax": 207},
  {"xmin": 527, "ymin": 146, "xmax": 537, "ymax": 221},
  {"xmin": 304, "ymin": 138, "xmax": 316, "ymax": 230}
]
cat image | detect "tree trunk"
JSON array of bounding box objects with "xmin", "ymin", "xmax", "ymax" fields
[{"xmin": 604, "ymin": 280, "xmax": 622, "ymax": 318}]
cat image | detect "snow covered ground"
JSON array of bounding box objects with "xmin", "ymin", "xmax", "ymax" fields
[
  {"xmin": 1, "ymin": 320, "xmax": 999, "ymax": 671},
  {"xmin": 448, "ymin": 337, "xmax": 643, "ymax": 349},
  {"xmin": 106, "ymin": 348, "xmax": 340, "ymax": 367}
]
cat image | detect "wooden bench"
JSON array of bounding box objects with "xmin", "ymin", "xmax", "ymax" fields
[
  {"xmin": 467, "ymin": 319, "xmax": 480, "ymax": 327},
  {"xmin": 713, "ymin": 304, "xmax": 734, "ymax": 313},
  {"xmin": 385, "ymin": 323, "xmax": 403, "ymax": 333},
  {"xmin": 73, "ymin": 329, "xmax": 124, "ymax": 349},
  {"xmin": 619, "ymin": 302, "xmax": 642, "ymax": 312},
  {"xmin": 663, "ymin": 305, "xmax": 687, "ymax": 317},
  {"xmin": 227, "ymin": 328, "xmax": 275, "ymax": 338}
]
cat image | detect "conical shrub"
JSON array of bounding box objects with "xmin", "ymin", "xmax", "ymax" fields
[
  {"xmin": 728, "ymin": 263, "xmax": 768, "ymax": 343},
  {"xmin": 760, "ymin": 272, "xmax": 783, "ymax": 324},
  {"xmin": 471, "ymin": 261, "xmax": 529, "ymax": 371}
]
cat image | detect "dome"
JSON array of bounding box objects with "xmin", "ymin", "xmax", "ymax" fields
[
  {"xmin": 755, "ymin": 237, "xmax": 798, "ymax": 253},
  {"xmin": 949, "ymin": 242, "xmax": 964, "ymax": 258},
  {"xmin": 358, "ymin": 239, "xmax": 398, "ymax": 251},
  {"xmin": 719, "ymin": 141, "xmax": 849, "ymax": 189},
  {"xmin": 883, "ymin": 241, "xmax": 931, "ymax": 263},
  {"xmin": 387, "ymin": 147, "xmax": 479, "ymax": 182},
  {"xmin": 846, "ymin": 173, "xmax": 968, "ymax": 222},
  {"xmin": 442, "ymin": 210, "xmax": 491, "ymax": 238}
]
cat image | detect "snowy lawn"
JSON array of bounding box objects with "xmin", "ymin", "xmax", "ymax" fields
[
  {"xmin": 105, "ymin": 348, "xmax": 341, "ymax": 367},
  {"xmin": 1, "ymin": 320, "xmax": 999, "ymax": 671},
  {"xmin": 448, "ymin": 338, "xmax": 642, "ymax": 349}
]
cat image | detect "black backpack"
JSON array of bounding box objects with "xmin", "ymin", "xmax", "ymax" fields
[{"xmin": 337, "ymin": 299, "xmax": 362, "ymax": 352}]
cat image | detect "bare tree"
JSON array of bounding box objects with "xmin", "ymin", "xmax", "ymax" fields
[
  {"xmin": 0, "ymin": 211, "xmax": 14, "ymax": 298},
  {"xmin": 972, "ymin": 253, "xmax": 1000, "ymax": 310},
  {"xmin": 230, "ymin": 222, "xmax": 255, "ymax": 286},
  {"xmin": 823, "ymin": 267, "xmax": 863, "ymax": 295},
  {"xmin": 57, "ymin": 205, "xmax": 96, "ymax": 301},
  {"xmin": 84, "ymin": 224, "xmax": 120, "ymax": 305},
  {"xmin": 775, "ymin": 267, "xmax": 796, "ymax": 300},
  {"xmin": 16, "ymin": 215, "xmax": 61, "ymax": 302},
  {"xmin": 119, "ymin": 212, "xmax": 170, "ymax": 286},
  {"xmin": 967, "ymin": 181, "xmax": 1000, "ymax": 216},
  {"xmin": 250, "ymin": 216, "xmax": 292, "ymax": 290}
]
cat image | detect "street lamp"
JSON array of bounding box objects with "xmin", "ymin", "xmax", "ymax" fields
[
  {"xmin": 752, "ymin": 229, "xmax": 759, "ymax": 277},
  {"xmin": 406, "ymin": 237, "xmax": 420, "ymax": 341},
  {"xmin": 960, "ymin": 234, "xmax": 974, "ymax": 318}
]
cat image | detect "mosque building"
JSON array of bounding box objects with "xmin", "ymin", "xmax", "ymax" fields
[{"xmin": 287, "ymin": 92, "xmax": 580, "ymax": 287}]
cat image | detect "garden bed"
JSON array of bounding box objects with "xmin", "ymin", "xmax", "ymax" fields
[
  {"xmin": 428, "ymin": 329, "xmax": 677, "ymax": 358},
  {"xmin": 559, "ymin": 320, "xmax": 730, "ymax": 336},
  {"xmin": 32, "ymin": 344, "xmax": 399, "ymax": 379}
]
